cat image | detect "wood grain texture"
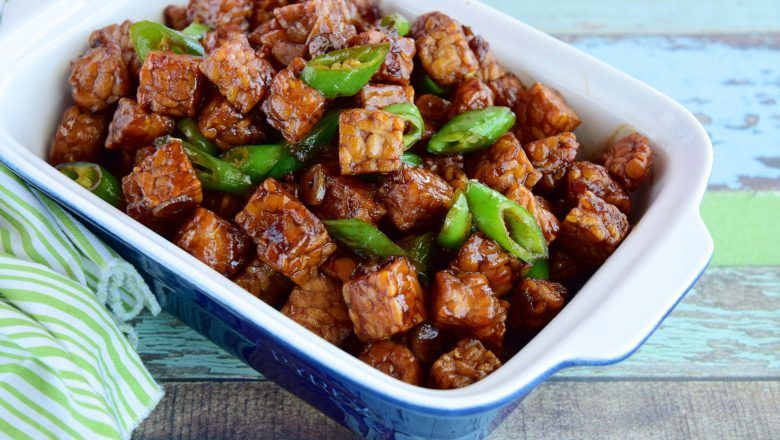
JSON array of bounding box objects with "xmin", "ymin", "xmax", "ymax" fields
[
  {"xmin": 132, "ymin": 380, "xmax": 780, "ymax": 440},
  {"xmin": 483, "ymin": 0, "xmax": 780, "ymax": 35},
  {"xmin": 558, "ymin": 35, "xmax": 780, "ymax": 190},
  {"xmin": 135, "ymin": 267, "xmax": 780, "ymax": 381}
]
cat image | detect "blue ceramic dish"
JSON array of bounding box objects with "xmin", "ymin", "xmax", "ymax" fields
[{"xmin": 0, "ymin": 0, "xmax": 713, "ymax": 438}]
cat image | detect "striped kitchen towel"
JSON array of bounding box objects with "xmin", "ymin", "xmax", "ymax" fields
[{"xmin": 0, "ymin": 163, "xmax": 163, "ymax": 440}]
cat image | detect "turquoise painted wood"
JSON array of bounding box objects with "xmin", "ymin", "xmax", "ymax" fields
[
  {"xmin": 136, "ymin": 267, "xmax": 780, "ymax": 380},
  {"xmin": 482, "ymin": 0, "xmax": 780, "ymax": 35}
]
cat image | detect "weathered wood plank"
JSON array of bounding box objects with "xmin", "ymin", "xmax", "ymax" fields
[
  {"xmin": 4, "ymin": 0, "xmax": 780, "ymax": 37},
  {"xmin": 483, "ymin": 0, "xmax": 780, "ymax": 35},
  {"xmin": 560, "ymin": 35, "xmax": 780, "ymax": 190},
  {"xmin": 135, "ymin": 266, "xmax": 780, "ymax": 381},
  {"xmin": 132, "ymin": 380, "xmax": 780, "ymax": 440}
]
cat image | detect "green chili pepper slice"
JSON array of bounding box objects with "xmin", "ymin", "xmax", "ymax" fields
[
  {"xmin": 290, "ymin": 109, "xmax": 342, "ymax": 162},
  {"xmin": 323, "ymin": 218, "xmax": 407, "ymax": 260},
  {"xmin": 383, "ymin": 102, "xmax": 424, "ymax": 149},
  {"xmin": 465, "ymin": 180, "xmax": 547, "ymax": 262},
  {"xmin": 130, "ymin": 20, "xmax": 206, "ymax": 62},
  {"xmin": 56, "ymin": 162, "xmax": 122, "ymax": 206},
  {"xmin": 400, "ymin": 232, "xmax": 434, "ymax": 271},
  {"xmin": 400, "ymin": 152, "xmax": 423, "ymax": 167},
  {"xmin": 181, "ymin": 22, "xmax": 211, "ymax": 40},
  {"xmin": 526, "ymin": 259, "xmax": 550, "ymax": 280},
  {"xmin": 437, "ymin": 189, "xmax": 472, "ymax": 250},
  {"xmin": 427, "ymin": 106, "xmax": 516, "ymax": 155},
  {"xmin": 267, "ymin": 147, "xmax": 306, "ymax": 179},
  {"xmin": 301, "ymin": 43, "xmax": 390, "ymax": 98},
  {"xmin": 156, "ymin": 136, "xmax": 253, "ymax": 194},
  {"xmin": 415, "ymin": 73, "xmax": 451, "ymax": 97},
  {"xmin": 379, "ymin": 13, "xmax": 411, "ymax": 36},
  {"xmin": 221, "ymin": 144, "xmax": 284, "ymax": 183},
  {"xmin": 176, "ymin": 118, "xmax": 219, "ymax": 155}
]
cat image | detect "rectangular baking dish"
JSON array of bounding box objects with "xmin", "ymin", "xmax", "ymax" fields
[{"xmin": 0, "ymin": 0, "xmax": 714, "ymax": 438}]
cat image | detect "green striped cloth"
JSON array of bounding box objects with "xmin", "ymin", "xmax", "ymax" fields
[{"xmin": 0, "ymin": 164, "xmax": 163, "ymax": 439}]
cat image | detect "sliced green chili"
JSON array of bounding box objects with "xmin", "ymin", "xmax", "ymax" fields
[
  {"xmin": 290, "ymin": 109, "xmax": 342, "ymax": 162},
  {"xmin": 176, "ymin": 118, "xmax": 218, "ymax": 155},
  {"xmin": 383, "ymin": 102, "xmax": 424, "ymax": 149},
  {"xmin": 465, "ymin": 180, "xmax": 547, "ymax": 262},
  {"xmin": 267, "ymin": 147, "xmax": 305, "ymax": 178},
  {"xmin": 400, "ymin": 152, "xmax": 423, "ymax": 167},
  {"xmin": 526, "ymin": 259, "xmax": 550, "ymax": 280},
  {"xmin": 399, "ymin": 232, "xmax": 435, "ymax": 276},
  {"xmin": 415, "ymin": 73, "xmax": 451, "ymax": 97},
  {"xmin": 155, "ymin": 136, "xmax": 253, "ymax": 194},
  {"xmin": 323, "ymin": 219, "xmax": 407, "ymax": 261},
  {"xmin": 221, "ymin": 144, "xmax": 284, "ymax": 183},
  {"xmin": 437, "ymin": 189, "xmax": 472, "ymax": 250},
  {"xmin": 56, "ymin": 162, "xmax": 122, "ymax": 206},
  {"xmin": 301, "ymin": 44, "xmax": 389, "ymax": 98},
  {"xmin": 130, "ymin": 20, "xmax": 205, "ymax": 62},
  {"xmin": 181, "ymin": 22, "xmax": 211, "ymax": 40},
  {"xmin": 379, "ymin": 13, "xmax": 411, "ymax": 36},
  {"xmin": 427, "ymin": 106, "xmax": 516, "ymax": 155}
]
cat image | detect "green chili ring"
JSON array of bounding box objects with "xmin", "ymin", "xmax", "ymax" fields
[
  {"xmin": 129, "ymin": 20, "xmax": 205, "ymax": 62},
  {"xmin": 526, "ymin": 259, "xmax": 550, "ymax": 280},
  {"xmin": 290, "ymin": 109, "xmax": 342, "ymax": 162},
  {"xmin": 56, "ymin": 162, "xmax": 123, "ymax": 206},
  {"xmin": 427, "ymin": 106, "xmax": 516, "ymax": 155},
  {"xmin": 176, "ymin": 118, "xmax": 219, "ymax": 155},
  {"xmin": 301, "ymin": 44, "xmax": 390, "ymax": 98},
  {"xmin": 221, "ymin": 145, "xmax": 284, "ymax": 184},
  {"xmin": 400, "ymin": 152, "xmax": 423, "ymax": 167},
  {"xmin": 383, "ymin": 102, "xmax": 424, "ymax": 150},
  {"xmin": 379, "ymin": 13, "xmax": 411, "ymax": 36},
  {"xmin": 465, "ymin": 180, "xmax": 547, "ymax": 262},
  {"xmin": 437, "ymin": 189, "xmax": 472, "ymax": 250}
]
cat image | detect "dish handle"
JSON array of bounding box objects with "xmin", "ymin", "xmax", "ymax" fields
[{"xmin": 552, "ymin": 207, "xmax": 714, "ymax": 366}]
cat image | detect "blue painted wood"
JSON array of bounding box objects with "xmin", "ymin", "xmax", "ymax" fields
[
  {"xmin": 135, "ymin": 267, "xmax": 780, "ymax": 380},
  {"xmin": 560, "ymin": 35, "xmax": 780, "ymax": 189},
  {"xmin": 483, "ymin": 0, "xmax": 780, "ymax": 35}
]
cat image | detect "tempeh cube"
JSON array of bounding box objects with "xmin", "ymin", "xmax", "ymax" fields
[
  {"xmin": 105, "ymin": 98, "xmax": 175, "ymax": 150},
  {"xmin": 412, "ymin": 12, "xmax": 478, "ymax": 86},
  {"xmin": 566, "ymin": 161, "xmax": 631, "ymax": 215},
  {"xmin": 175, "ymin": 207, "xmax": 253, "ymax": 277},
  {"xmin": 187, "ymin": 0, "xmax": 253, "ymax": 31},
  {"xmin": 342, "ymin": 257, "xmax": 426, "ymax": 342},
  {"xmin": 137, "ymin": 51, "xmax": 206, "ymax": 118},
  {"xmin": 69, "ymin": 43, "xmax": 129, "ymax": 113},
  {"xmin": 262, "ymin": 58, "xmax": 327, "ymax": 143},
  {"xmin": 472, "ymin": 132, "xmax": 541, "ymax": 193},
  {"xmin": 49, "ymin": 106, "xmax": 106, "ymax": 166},
  {"xmin": 359, "ymin": 340, "xmax": 422, "ymax": 385},
  {"xmin": 601, "ymin": 132, "xmax": 653, "ymax": 191},
  {"xmin": 522, "ymin": 132, "xmax": 579, "ymax": 192},
  {"xmin": 450, "ymin": 233, "xmax": 527, "ymax": 297},
  {"xmin": 199, "ymin": 33, "xmax": 275, "ymax": 113},
  {"xmin": 198, "ymin": 94, "xmax": 269, "ymax": 150},
  {"xmin": 356, "ymin": 84, "xmax": 414, "ymax": 110},
  {"xmin": 281, "ymin": 274, "xmax": 352, "ymax": 345},
  {"xmin": 559, "ymin": 190, "xmax": 629, "ymax": 266},
  {"xmin": 338, "ymin": 109, "xmax": 405, "ymax": 175},
  {"xmin": 429, "ymin": 338, "xmax": 501, "ymax": 389},
  {"xmin": 122, "ymin": 138, "xmax": 203, "ymax": 225},
  {"xmin": 448, "ymin": 77, "xmax": 494, "ymax": 117},
  {"xmin": 232, "ymin": 257, "xmax": 293, "ymax": 308},
  {"xmin": 514, "ymin": 82, "xmax": 581, "ymax": 143},
  {"xmin": 378, "ymin": 165, "xmax": 453, "ymax": 231},
  {"xmin": 299, "ymin": 163, "xmax": 386, "ymax": 224},
  {"xmin": 235, "ymin": 178, "xmax": 336, "ymax": 284}
]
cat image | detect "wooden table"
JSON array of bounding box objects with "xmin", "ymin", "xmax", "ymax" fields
[{"xmin": 132, "ymin": 1, "xmax": 780, "ymax": 438}]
